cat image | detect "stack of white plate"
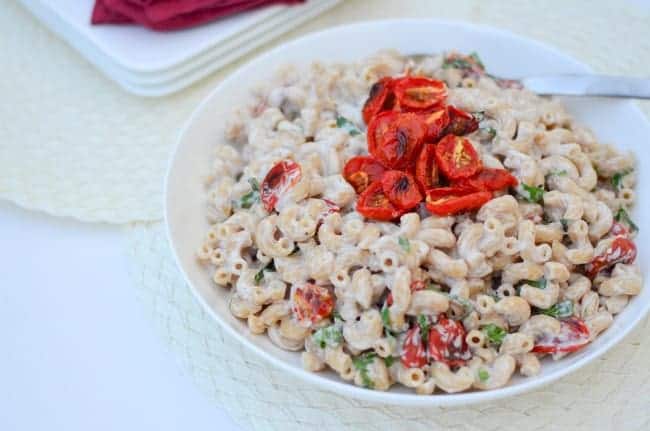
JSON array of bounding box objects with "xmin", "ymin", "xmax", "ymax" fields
[{"xmin": 18, "ymin": 0, "xmax": 340, "ymax": 97}]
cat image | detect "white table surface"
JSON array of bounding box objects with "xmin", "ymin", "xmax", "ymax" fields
[{"xmin": 0, "ymin": 201, "xmax": 241, "ymax": 431}]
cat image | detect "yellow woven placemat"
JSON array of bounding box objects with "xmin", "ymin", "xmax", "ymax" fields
[
  {"xmin": 127, "ymin": 222, "xmax": 650, "ymax": 431},
  {"xmin": 1, "ymin": 0, "xmax": 648, "ymax": 223}
]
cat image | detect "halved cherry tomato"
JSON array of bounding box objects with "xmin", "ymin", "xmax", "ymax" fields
[
  {"xmin": 394, "ymin": 77, "xmax": 447, "ymax": 111},
  {"xmin": 532, "ymin": 317, "xmax": 590, "ymax": 354},
  {"xmin": 453, "ymin": 168, "xmax": 518, "ymax": 191},
  {"xmin": 584, "ymin": 237, "xmax": 637, "ymax": 279},
  {"xmin": 414, "ymin": 145, "xmax": 439, "ymax": 192},
  {"xmin": 381, "ymin": 170, "xmax": 422, "ymax": 211},
  {"xmin": 362, "ymin": 77, "xmax": 395, "ymax": 124},
  {"xmin": 386, "ymin": 280, "xmax": 426, "ymax": 306},
  {"xmin": 292, "ymin": 284, "xmax": 334, "ymax": 325},
  {"xmin": 342, "ymin": 156, "xmax": 386, "ymax": 194},
  {"xmin": 428, "ymin": 315, "xmax": 471, "ymax": 367},
  {"xmin": 356, "ymin": 181, "xmax": 402, "ymax": 221},
  {"xmin": 445, "ymin": 105, "xmax": 479, "ymax": 136},
  {"xmin": 434, "ymin": 134, "xmax": 482, "ymax": 180},
  {"xmin": 401, "ymin": 325, "xmax": 428, "ymax": 368},
  {"xmin": 261, "ymin": 160, "xmax": 301, "ymax": 212},
  {"xmin": 417, "ymin": 108, "xmax": 450, "ymax": 141},
  {"xmin": 368, "ymin": 112, "xmax": 425, "ymax": 169},
  {"xmin": 425, "ymin": 188, "xmax": 492, "ymax": 216}
]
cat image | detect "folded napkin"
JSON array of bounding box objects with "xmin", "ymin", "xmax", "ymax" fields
[{"xmin": 92, "ymin": 0, "xmax": 305, "ymax": 31}]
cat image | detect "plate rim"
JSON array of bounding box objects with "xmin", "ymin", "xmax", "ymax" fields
[{"xmin": 164, "ymin": 18, "xmax": 650, "ymax": 406}]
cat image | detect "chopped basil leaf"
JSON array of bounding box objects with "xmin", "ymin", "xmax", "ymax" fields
[
  {"xmin": 398, "ymin": 236, "xmax": 411, "ymax": 252},
  {"xmin": 483, "ymin": 323, "xmax": 507, "ymax": 346},
  {"xmin": 472, "ymin": 111, "xmax": 486, "ymax": 122},
  {"xmin": 352, "ymin": 352, "xmax": 377, "ymax": 389},
  {"xmin": 332, "ymin": 310, "xmax": 344, "ymax": 322},
  {"xmin": 611, "ymin": 169, "xmax": 632, "ymax": 190},
  {"xmin": 381, "ymin": 306, "xmax": 394, "ymax": 335},
  {"xmin": 336, "ymin": 115, "xmax": 361, "ymax": 136},
  {"xmin": 615, "ymin": 208, "xmax": 639, "ymax": 233},
  {"xmin": 478, "ymin": 369, "xmax": 490, "ymax": 382},
  {"xmin": 417, "ymin": 315, "xmax": 430, "ymax": 344},
  {"xmin": 383, "ymin": 355, "xmax": 397, "ymax": 368},
  {"xmin": 469, "ymin": 52, "xmax": 485, "ymax": 70},
  {"xmin": 312, "ymin": 325, "xmax": 343, "ymax": 349},
  {"xmin": 248, "ymin": 177, "xmax": 260, "ymax": 192},
  {"xmin": 483, "ymin": 127, "xmax": 497, "ymax": 140},
  {"xmin": 522, "ymin": 183, "xmax": 544, "ymax": 203},
  {"xmin": 523, "ymin": 277, "xmax": 547, "ymax": 290},
  {"xmin": 239, "ymin": 178, "xmax": 261, "ymax": 209},
  {"xmin": 538, "ymin": 300, "xmax": 574, "ymax": 319},
  {"xmin": 253, "ymin": 261, "xmax": 275, "ymax": 285}
]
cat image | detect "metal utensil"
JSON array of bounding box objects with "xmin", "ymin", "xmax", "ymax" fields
[{"xmin": 520, "ymin": 75, "xmax": 650, "ymax": 99}]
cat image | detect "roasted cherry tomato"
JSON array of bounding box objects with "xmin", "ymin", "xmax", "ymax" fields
[
  {"xmin": 261, "ymin": 160, "xmax": 302, "ymax": 212},
  {"xmin": 292, "ymin": 284, "xmax": 334, "ymax": 325},
  {"xmin": 362, "ymin": 77, "xmax": 395, "ymax": 124},
  {"xmin": 453, "ymin": 168, "xmax": 518, "ymax": 191},
  {"xmin": 356, "ymin": 180, "xmax": 402, "ymax": 221},
  {"xmin": 434, "ymin": 134, "xmax": 482, "ymax": 180},
  {"xmin": 425, "ymin": 188, "xmax": 492, "ymax": 216},
  {"xmin": 532, "ymin": 317, "xmax": 590, "ymax": 354},
  {"xmin": 368, "ymin": 111, "xmax": 425, "ymax": 169},
  {"xmin": 417, "ymin": 108, "xmax": 450, "ymax": 141},
  {"xmin": 381, "ymin": 170, "xmax": 423, "ymax": 211},
  {"xmin": 584, "ymin": 237, "xmax": 637, "ymax": 279},
  {"xmin": 401, "ymin": 325, "xmax": 428, "ymax": 369},
  {"xmin": 445, "ymin": 105, "xmax": 479, "ymax": 136},
  {"xmin": 342, "ymin": 156, "xmax": 386, "ymax": 194},
  {"xmin": 386, "ymin": 280, "xmax": 426, "ymax": 306},
  {"xmin": 393, "ymin": 77, "xmax": 447, "ymax": 111},
  {"xmin": 414, "ymin": 144, "xmax": 439, "ymax": 192},
  {"xmin": 428, "ymin": 315, "xmax": 471, "ymax": 367}
]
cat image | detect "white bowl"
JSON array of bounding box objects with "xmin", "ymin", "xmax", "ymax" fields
[{"xmin": 165, "ymin": 19, "xmax": 649, "ymax": 406}]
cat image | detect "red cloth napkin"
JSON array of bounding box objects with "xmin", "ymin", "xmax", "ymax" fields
[{"xmin": 92, "ymin": 0, "xmax": 305, "ymax": 31}]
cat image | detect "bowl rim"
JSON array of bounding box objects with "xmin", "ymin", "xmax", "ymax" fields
[{"xmin": 164, "ymin": 18, "xmax": 650, "ymax": 406}]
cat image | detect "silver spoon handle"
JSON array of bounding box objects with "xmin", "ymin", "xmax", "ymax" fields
[{"xmin": 521, "ymin": 74, "xmax": 650, "ymax": 99}]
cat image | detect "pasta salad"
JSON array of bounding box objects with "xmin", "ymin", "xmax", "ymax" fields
[{"xmin": 197, "ymin": 51, "xmax": 641, "ymax": 393}]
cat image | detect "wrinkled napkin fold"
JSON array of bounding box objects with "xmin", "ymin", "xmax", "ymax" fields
[{"xmin": 92, "ymin": 0, "xmax": 304, "ymax": 31}]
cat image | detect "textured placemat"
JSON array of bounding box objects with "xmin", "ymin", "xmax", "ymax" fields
[
  {"xmin": 126, "ymin": 222, "xmax": 650, "ymax": 431},
  {"xmin": 1, "ymin": 0, "xmax": 649, "ymax": 223}
]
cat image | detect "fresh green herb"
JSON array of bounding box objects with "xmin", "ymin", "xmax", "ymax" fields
[
  {"xmin": 614, "ymin": 208, "xmax": 639, "ymax": 233},
  {"xmin": 546, "ymin": 170, "xmax": 568, "ymax": 181},
  {"xmin": 426, "ymin": 281, "xmax": 442, "ymax": 292},
  {"xmin": 478, "ymin": 369, "xmax": 490, "ymax": 383},
  {"xmin": 380, "ymin": 306, "xmax": 394, "ymax": 336},
  {"xmin": 448, "ymin": 295, "xmax": 474, "ymax": 320},
  {"xmin": 332, "ymin": 310, "xmax": 344, "ymax": 322},
  {"xmin": 469, "ymin": 52, "xmax": 485, "ymax": 70},
  {"xmin": 352, "ymin": 352, "xmax": 377, "ymax": 389},
  {"xmin": 239, "ymin": 178, "xmax": 261, "ymax": 209},
  {"xmin": 336, "ymin": 115, "xmax": 361, "ymax": 136},
  {"xmin": 611, "ymin": 169, "xmax": 632, "ymax": 190},
  {"xmin": 417, "ymin": 315, "xmax": 430, "ymax": 344},
  {"xmin": 253, "ymin": 260, "xmax": 275, "ymax": 285},
  {"xmin": 523, "ymin": 277, "xmax": 547, "ymax": 290},
  {"xmin": 398, "ymin": 236, "xmax": 411, "ymax": 253},
  {"xmin": 560, "ymin": 218, "xmax": 570, "ymax": 232},
  {"xmin": 472, "ymin": 111, "xmax": 486, "ymax": 122},
  {"xmin": 483, "ymin": 127, "xmax": 497, "ymax": 140},
  {"xmin": 384, "ymin": 356, "xmax": 398, "ymax": 368},
  {"xmin": 522, "ymin": 183, "xmax": 544, "ymax": 203},
  {"xmin": 443, "ymin": 52, "xmax": 484, "ymax": 71},
  {"xmin": 482, "ymin": 324, "xmax": 507, "ymax": 347},
  {"xmin": 312, "ymin": 325, "xmax": 343, "ymax": 349},
  {"xmin": 538, "ymin": 300, "xmax": 574, "ymax": 319}
]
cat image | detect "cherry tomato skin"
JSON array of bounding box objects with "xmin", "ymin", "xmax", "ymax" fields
[
  {"xmin": 428, "ymin": 316, "xmax": 471, "ymax": 367},
  {"xmin": 393, "ymin": 77, "xmax": 447, "ymax": 111},
  {"xmin": 532, "ymin": 317, "xmax": 590, "ymax": 354},
  {"xmin": 453, "ymin": 168, "xmax": 518, "ymax": 192},
  {"xmin": 414, "ymin": 145, "xmax": 439, "ymax": 192},
  {"xmin": 381, "ymin": 170, "xmax": 423, "ymax": 211},
  {"xmin": 362, "ymin": 77, "xmax": 395, "ymax": 124},
  {"xmin": 434, "ymin": 134, "xmax": 482, "ymax": 180},
  {"xmin": 445, "ymin": 105, "xmax": 479, "ymax": 136},
  {"xmin": 585, "ymin": 237, "xmax": 637, "ymax": 279},
  {"xmin": 342, "ymin": 156, "xmax": 387, "ymax": 194},
  {"xmin": 425, "ymin": 189, "xmax": 492, "ymax": 216},
  {"xmin": 401, "ymin": 326, "xmax": 428, "ymax": 368},
  {"xmin": 260, "ymin": 160, "xmax": 302, "ymax": 212},
  {"xmin": 368, "ymin": 112, "xmax": 425, "ymax": 169},
  {"xmin": 356, "ymin": 180, "xmax": 403, "ymax": 221},
  {"xmin": 292, "ymin": 284, "xmax": 334, "ymax": 325},
  {"xmin": 417, "ymin": 108, "xmax": 450, "ymax": 141}
]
